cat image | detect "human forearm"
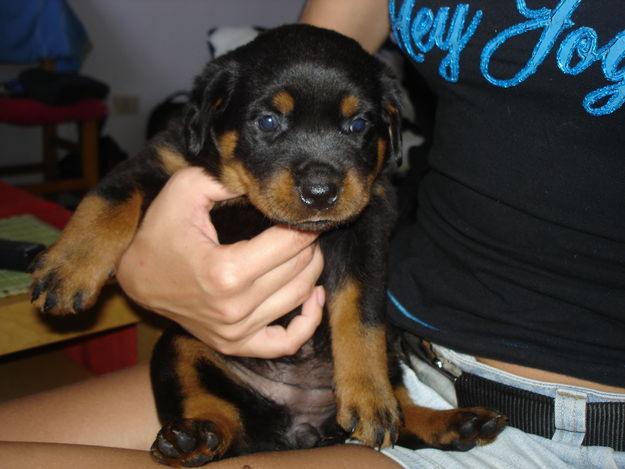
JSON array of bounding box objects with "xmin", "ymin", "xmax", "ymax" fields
[{"xmin": 299, "ymin": 0, "xmax": 390, "ymax": 53}]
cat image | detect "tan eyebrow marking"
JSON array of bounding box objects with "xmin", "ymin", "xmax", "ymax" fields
[
  {"xmin": 340, "ymin": 95, "xmax": 360, "ymax": 118},
  {"xmin": 272, "ymin": 91, "xmax": 295, "ymax": 114}
]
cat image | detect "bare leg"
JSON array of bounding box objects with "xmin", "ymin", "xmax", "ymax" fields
[
  {"xmin": 0, "ymin": 442, "xmax": 158, "ymax": 469},
  {"xmin": 0, "ymin": 442, "xmax": 400, "ymax": 468},
  {"xmin": 0, "ymin": 364, "xmax": 160, "ymax": 449},
  {"xmin": 0, "ymin": 364, "xmax": 400, "ymax": 467}
]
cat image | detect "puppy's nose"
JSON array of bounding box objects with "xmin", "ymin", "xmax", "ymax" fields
[{"xmin": 300, "ymin": 181, "xmax": 339, "ymax": 210}]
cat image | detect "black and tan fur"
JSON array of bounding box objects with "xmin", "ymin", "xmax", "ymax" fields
[{"xmin": 31, "ymin": 25, "xmax": 505, "ymax": 466}]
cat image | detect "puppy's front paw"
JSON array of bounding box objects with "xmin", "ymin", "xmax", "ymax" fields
[
  {"xmin": 336, "ymin": 381, "xmax": 402, "ymax": 449},
  {"xmin": 437, "ymin": 408, "xmax": 507, "ymax": 451},
  {"xmin": 30, "ymin": 244, "xmax": 113, "ymax": 315},
  {"xmin": 151, "ymin": 419, "xmax": 226, "ymax": 467},
  {"xmin": 399, "ymin": 407, "xmax": 506, "ymax": 451},
  {"xmin": 30, "ymin": 193, "xmax": 142, "ymax": 315}
]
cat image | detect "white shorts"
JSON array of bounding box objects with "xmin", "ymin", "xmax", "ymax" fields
[{"xmin": 382, "ymin": 345, "xmax": 625, "ymax": 469}]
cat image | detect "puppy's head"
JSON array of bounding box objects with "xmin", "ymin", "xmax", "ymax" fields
[{"xmin": 184, "ymin": 24, "xmax": 401, "ymax": 231}]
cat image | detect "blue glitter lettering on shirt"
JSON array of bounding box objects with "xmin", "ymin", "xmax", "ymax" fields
[
  {"xmin": 438, "ymin": 4, "xmax": 482, "ymax": 82},
  {"xmin": 388, "ymin": 0, "xmax": 625, "ymax": 116},
  {"xmin": 412, "ymin": 7, "xmax": 436, "ymax": 54},
  {"xmin": 516, "ymin": 0, "xmax": 550, "ymax": 20},
  {"xmin": 556, "ymin": 28, "xmax": 625, "ymax": 115},
  {"xmin": 557, "ymin": 27, "xmax": 599, "ymax": 75},
  {"xmin": 390, "ymin": 0, "xmax": 424, "ymax": 62},
  {"xmin": 585, "ymin": 31, "xmax": 625, "ymax": 115},
  {"xmin": 480, "ymin": 0, "xmax": 579, "ymax": 88},
  {"xmin": 389, "ymin": 0, "xmax": 482, "ymax": 82}
]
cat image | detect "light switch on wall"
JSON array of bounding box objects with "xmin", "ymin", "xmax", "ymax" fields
[{"xmin": 112, "ymin": 95, "xmax": 140, "ymax": 115}]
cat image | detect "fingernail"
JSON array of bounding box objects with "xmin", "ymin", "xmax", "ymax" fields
[{"xmin": 315, "ymin": 286, "xmax": 325, "ymax": 307}]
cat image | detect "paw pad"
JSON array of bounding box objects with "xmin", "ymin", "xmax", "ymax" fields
[{"xmin": 151, "ymin": 419, "xmax": 223, "ymax": 467}]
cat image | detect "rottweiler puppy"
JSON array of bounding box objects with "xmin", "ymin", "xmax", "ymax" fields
[{"xmin": 31, "ymin": 25, "xmax": 506, "ymax": 466}]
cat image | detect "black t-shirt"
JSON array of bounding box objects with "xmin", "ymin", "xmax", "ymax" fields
[{"xmin": 386, "ymin": 0, "xmax": 625, "ymax": 386}]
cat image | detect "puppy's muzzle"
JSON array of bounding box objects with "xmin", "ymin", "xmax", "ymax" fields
[{"xmin": 296, "ymin": 163, "xmax": 341, "ymax": 211}]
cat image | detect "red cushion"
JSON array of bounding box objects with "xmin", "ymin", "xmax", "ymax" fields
[
  {"xmin": 0, "ymin": 97, "xmax": 108, "ymax": 126},
  {"xmin": 0, "ymin": 181, "xmax": 71, "ymax": 229}
]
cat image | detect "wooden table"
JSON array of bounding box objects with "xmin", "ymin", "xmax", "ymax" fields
[{"xmin": 0, "ymin": 287, "xmax": 138, "ymax": 353}]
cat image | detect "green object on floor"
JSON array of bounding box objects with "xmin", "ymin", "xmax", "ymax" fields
[{"xmin": 0, "ymin": 215, "xmax": 59, "ymax": 298}]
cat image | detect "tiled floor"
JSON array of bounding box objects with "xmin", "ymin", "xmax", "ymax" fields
[{"xmin": 0, "ymin": 321, "xmax": 163, "ymax": 403}]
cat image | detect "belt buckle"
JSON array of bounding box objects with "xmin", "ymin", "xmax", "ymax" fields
[{"xmin": 401, "ymin": 332, "xmax": 461, "ymax": 382}]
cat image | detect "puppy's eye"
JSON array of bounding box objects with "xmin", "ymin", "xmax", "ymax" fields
[
  {"xmin": 347, "ymin": 117, "xmax": 367, "ymax": 133},
  {"xmin": 257, "ymin": 114, "xmax": 279, "ymax": 132}
]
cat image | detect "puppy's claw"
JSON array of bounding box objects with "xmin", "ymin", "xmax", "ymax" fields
[
  {"xmin": 155, "ymin": 433, "xmax": 181, "ymax": 458},
  {"xmin": 31, "ymin": 282, "xmax": 42, "ymax": 302},
  {"xmin": 72, "ymin": 292, "xmax": 85, "ymax": 314},
  {"xmin": 42, "ymin": 292, "xmax": 58, "ymax": 314}
]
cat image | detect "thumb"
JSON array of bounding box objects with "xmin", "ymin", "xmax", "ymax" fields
[
  {"xmin": 163, "ymin": 168, "xmax": 244, "ymax": 243},
  {"xmin": 173, "ymin": 167, "xmax": 243, "ymax": 211}
]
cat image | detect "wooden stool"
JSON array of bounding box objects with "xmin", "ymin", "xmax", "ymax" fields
[{"xmin": 0, "ymin": 95, "xmax": 107, "ymax": 194}]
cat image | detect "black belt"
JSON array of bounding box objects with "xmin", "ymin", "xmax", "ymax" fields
[{"xmin": 401, "ymin": 334, "xmax": 625, "ymax": 452}]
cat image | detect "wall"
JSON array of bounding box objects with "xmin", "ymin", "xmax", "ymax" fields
[{"xmin": 1, "ymin": 0, "xmax": 304, "ymax": 178}]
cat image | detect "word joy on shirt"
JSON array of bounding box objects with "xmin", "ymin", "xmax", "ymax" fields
[{"xmin": 389, "ymin": 0, "xmax": 625, "ymax": 116}]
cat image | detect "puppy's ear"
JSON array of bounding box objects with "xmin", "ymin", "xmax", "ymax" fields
[
  {"xmin": 381, "ymin": 69, "xmax": 403, "ymax": 167},
  {"xmin": 184, "ymin": 61, "xmax": 237, "ymax": 156}
]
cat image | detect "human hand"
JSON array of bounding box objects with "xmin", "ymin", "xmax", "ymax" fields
[{"xmin": 116, "ymin": 167, "xmax": 324, "ymax": 358}]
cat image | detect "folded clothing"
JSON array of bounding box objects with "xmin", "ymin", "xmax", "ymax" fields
[{"xmin": 16, "ymin": 68, "xmax": 109, "ymax": 105}]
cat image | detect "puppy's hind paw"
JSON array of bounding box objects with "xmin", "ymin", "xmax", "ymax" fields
[{"xmin": 151, "ymin": 419, "xmax": 227, "ymax": 467}]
